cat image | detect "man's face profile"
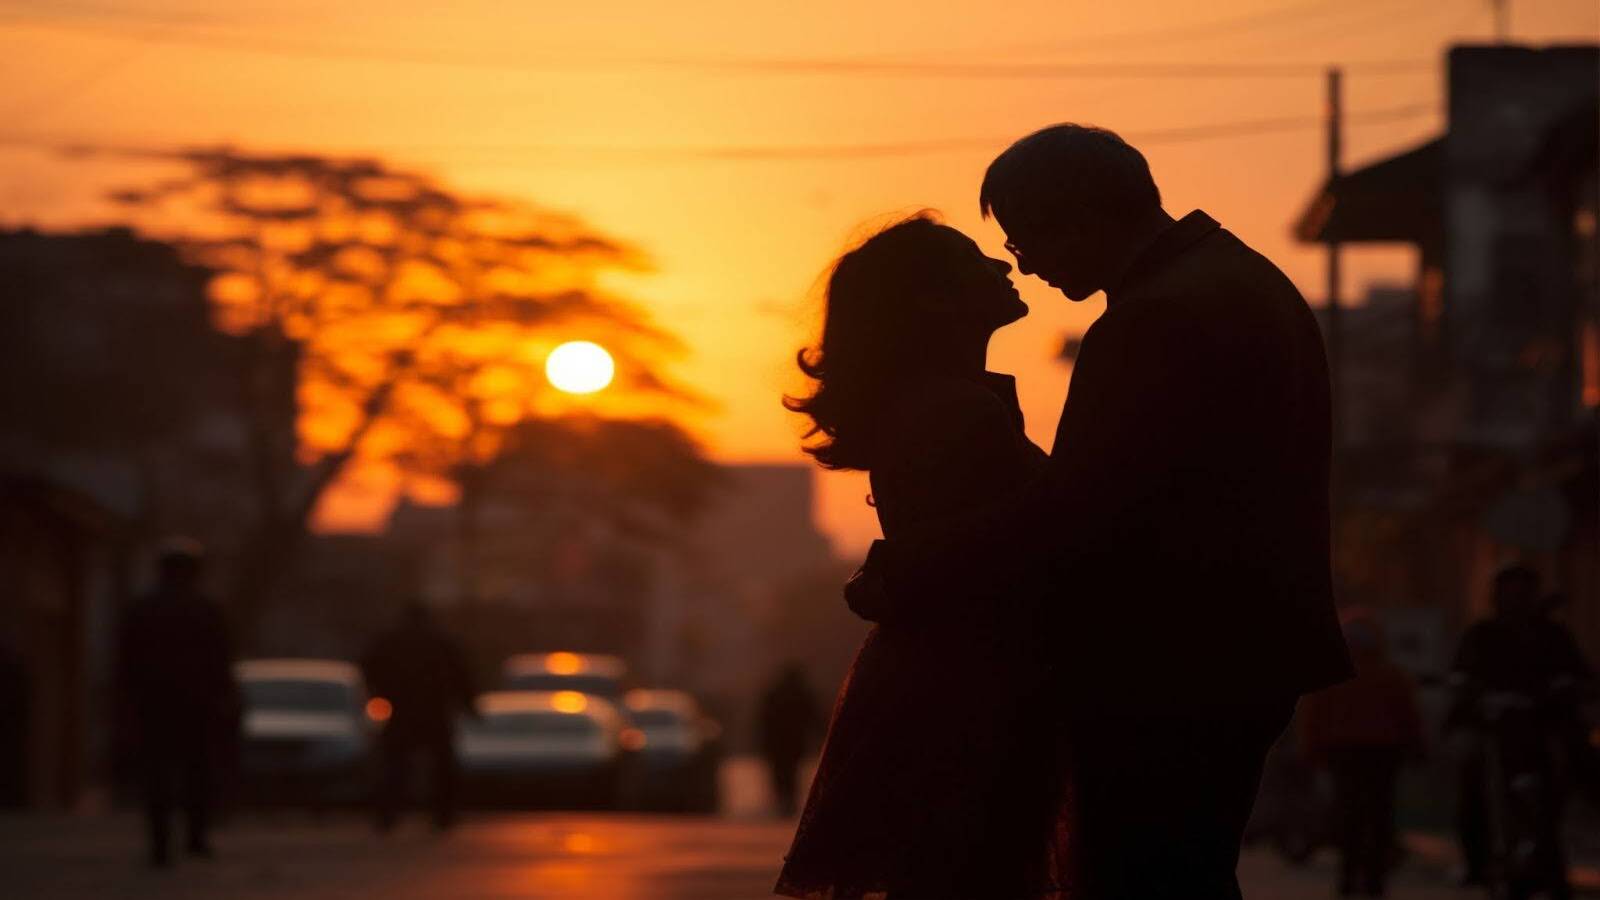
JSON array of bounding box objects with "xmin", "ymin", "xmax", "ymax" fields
[{"xmin": 999, "ymin": 216, "xmax": 1097, "ymax": 302}]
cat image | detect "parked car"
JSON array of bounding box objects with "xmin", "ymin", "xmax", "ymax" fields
[
  {"xmin": 619, "ymin": 689, "xmax": 723, "ymax": 813},
  {"xmin": 501, "ymin": 652, "xmax": 628, "ymax": 701},
  {"xmin": 234, "ymin": 659, "xmax": 374, "ymax": 807},
  {"xmin": 457, "ymin": 690, "xmax": 631, "ymax": 808}
]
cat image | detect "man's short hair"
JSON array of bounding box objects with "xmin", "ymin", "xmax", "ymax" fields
[
  {"xmin": 156, "ymin": 535, "xmax": 205, "ymax": 581},
  {"xmin": 1494, "ymin": 563, "xmax": 1541, "ymax": 594},
  {"xmin": 979, "ymin": 123, "xmax": 1162, "ymax": 234}
]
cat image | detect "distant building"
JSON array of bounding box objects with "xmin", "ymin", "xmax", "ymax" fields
[
  {"xmin": 689, "ymin": 464, "xmax": 836, "ymax": 595},
  {"xmin": 1293, "ymin": 44, "xmax": 1599, "ymax": 665},
  {"xmin": 386, "ymin": 461, "xmax": 840, "ymax": 711},
  {"xmin": 255, "ymin": 534, "xmax": 424, "ymax": 659},
  {"xmin": 0, "ymin": 226, "xmax": 296, "ymax": 571},
  {"xmin": 1446, "ymin": 45, "xmax": 1599, "ymax": 445},
  {"xmin": 666, "ymin": 464, "xmax": 838, "ymax": 701},
  {"xmin": 0, "ymin": 227, "xmax": 297, "ymax": 807},
  {"xmin": 0, "ymin": 475, "xmax": 128, "ymax": 811}
]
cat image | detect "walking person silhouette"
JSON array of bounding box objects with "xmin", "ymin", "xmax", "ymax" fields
[{"xmin": 115, "ymin": 539, "xmax": 237, "ymax": 868}]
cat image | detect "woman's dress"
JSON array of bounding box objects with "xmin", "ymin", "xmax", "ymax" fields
[{"xmin": 775, "ymin": 373, "xmax": 1074, "ymax": 900}]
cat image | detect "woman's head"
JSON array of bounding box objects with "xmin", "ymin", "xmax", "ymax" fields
[{"xmin": 784, "ymin": 212, "xmax": 1027, "ymax": 471}]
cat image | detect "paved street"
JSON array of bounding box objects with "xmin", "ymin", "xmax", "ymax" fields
[{"xmin": 4, "ymin": 810, "xmax": 1481, "ymax": 900}]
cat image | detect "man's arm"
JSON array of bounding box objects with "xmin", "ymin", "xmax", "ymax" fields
[
  {"xmin": 447, "ymin": 639, "xmax": 479, "ymax": 715},
  {"xmin": 1445, "ymin": 624, "xmax": 1487, "ymax": 732},
  {"xmin": 872, "ymin": 293, "xmax": 1270, "ymax": 620},
  {"xmin": 205, "ymin": 603, "xmax": 239, "ymax": 721}
]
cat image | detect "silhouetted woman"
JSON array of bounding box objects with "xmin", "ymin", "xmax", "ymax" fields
[{"xmin": 775, "ymin": 214, "xmax": 1072, "ymax": 899}]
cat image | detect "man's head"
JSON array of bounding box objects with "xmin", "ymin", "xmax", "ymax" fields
[
  {"xmin": 155, "ymin": 536, "xmax": 205, "ymax": 590},
  {"xmin": 1491, "ymin": 564, "xmax": 1543, "ymax": 621},
  {"xmin": 980, "ymin": 123, "xmax": 1164, "ymax": 301},
  {"xmin": 401, "ymin": 600, "xmax": 435, "ymax": 628}
]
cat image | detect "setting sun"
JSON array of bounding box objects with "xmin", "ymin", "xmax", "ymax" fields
[{"xmin": 545, "ymin": 341, "xmax": 615, "ymax": 395}]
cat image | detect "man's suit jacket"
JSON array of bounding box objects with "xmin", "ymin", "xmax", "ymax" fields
[{"xmin": 885, "ymin": 210, "xmax": 1352, "ymax": 714}]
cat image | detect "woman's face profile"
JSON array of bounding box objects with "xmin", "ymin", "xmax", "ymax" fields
[{"xmin": 935, "ymin": 228, "xmax": 1029, "ymax": 332}]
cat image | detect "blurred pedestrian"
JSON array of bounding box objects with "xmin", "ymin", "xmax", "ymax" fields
[
  {"xmin": 0, "ymin": 641, "xmax": 27, "ymax": 808},
  {"xmin": 114, "ymin": 538, "xmax": 237, "ymax": 868},
  {"xmin": 756, "ymin": 662, "xmax": 823, "ymax": 817},
  {"xmin": 1542, "ymin": 592, "xmax": 1600, "ymax": 807},
  {"xmin": 1446, "ymin": 565, "xmax": 1595, "ymax": 897},
  {"xmin": 1299, "ymin": 610, "xmax": 1424, "ymax": 897},
  {"xmin": 361, "ymin": 602, "xmax": 477, "ymax": 833}
]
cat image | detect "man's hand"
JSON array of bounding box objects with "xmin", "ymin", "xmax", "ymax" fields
[{"xmin": 844, "ymin": 540, "xmax": 895, "ymax": 624}]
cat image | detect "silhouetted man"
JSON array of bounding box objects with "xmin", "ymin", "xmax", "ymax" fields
[
  {"xmin": 854, "ymin": 124, "xmax": 1352, "ymax": 898},
  {"xmin": 1448, "ymin": 565, "xmax": 1592, "ymax": 897},
  {"xmin": 756, "ymin": 662, "xmax": 823, "ymax": 817},
  {"xmin": 115, "ymin": 539, "xmax": 236, "ymax": 868},
  {"xmin": 361, "ymin": 602, "xmax": 476, "ymax": 833}
]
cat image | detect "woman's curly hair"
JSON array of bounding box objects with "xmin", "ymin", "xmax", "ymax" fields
[{"xmin": 784, "ymin": 213, "xmax": 957, "ymax": 471}]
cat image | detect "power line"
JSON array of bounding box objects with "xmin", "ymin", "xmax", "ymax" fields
[
  {"xmin": 1218, "ymin": 0, "xmax": 1452, "ymax": 55},
  {"xmin": 942, "ymin": 0, "xmax": 1391, "ymax": 57},
  {"xmin": 0, "ymin": 102, "xmax": 1437, "ymax": 165},
  {"xmin": 3, "ymin": 34, "xmax": 154, "ymax": 130},
  {"xmin": 360, "ymin": 104, "xmax": 1439, "ymax": 161},
  {"xmin": 1, "ymin": 1, "xmax": 1429, "ymax": 70},
  {"xmin": 653, "ymin": 57, "xmax": 1432, "ymax": 79},
  {"xmin": 0, "ymin": 13, "xmax": 1434, "ymax": 80}
]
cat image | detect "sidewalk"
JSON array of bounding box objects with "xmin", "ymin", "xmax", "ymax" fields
[{"xmin": 1403, "ymin": 831, "xmax": 1600, "ymax": 893}]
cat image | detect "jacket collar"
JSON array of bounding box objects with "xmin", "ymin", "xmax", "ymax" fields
[
  {"xmin": 1107, "ymin": 210, "xmax": 1220, "ymax": 304},
  {"xmin": 979, "ymin": 371, "xmax": 1025, "ymax": 432}
]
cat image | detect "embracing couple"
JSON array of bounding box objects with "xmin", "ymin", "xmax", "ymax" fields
[{"xmin": 774, "ymin": 124, "xmax": 1354, "ymax": 900}]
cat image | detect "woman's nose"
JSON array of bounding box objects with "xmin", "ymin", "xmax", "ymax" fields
[{"xmin": 991, "ymin": 257, "xmax": 1013, "ymax": 276}]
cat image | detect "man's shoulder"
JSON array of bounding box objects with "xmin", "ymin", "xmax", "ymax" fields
[
  {"xmin": 1132, "ymin": 224, "xmax": 1284, "ymax": 290},
  {"xmin": 177, "ymin": 592, "xmax": 227, "ymax": 619},
  {"xmin": 1190, "ymin": 231, "xmax": 1303, "ymax": 304},
  {"xmin": 1130, "ymin": 230, "xmax": 1311, "ymax": 338},
  {"xmin": 1537, "ymin": 619, "xmax": 1585, "ymax": 649},
  {"xmin": 1458, "ymin": 618, "xmax": 1503, "ymax": 647}
]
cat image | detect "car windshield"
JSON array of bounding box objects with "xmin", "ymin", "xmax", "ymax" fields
[
  {"xmin": 630, "ymin": 709, "xmax": 687, "ymax": 728},
  {"xmin": 474, "ymin": 712, "xmax": 599, "ymax": 737},
  {"xmin": 243, "ymin": 679, "xmax": 352, "ymax": 713},
  {"xmin": 503, "ymin": 674, "xmax": 620, "ymax": 699}
]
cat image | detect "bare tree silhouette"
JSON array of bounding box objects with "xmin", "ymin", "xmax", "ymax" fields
[{"xmin": 111, "ymin": 147, "xmax": 697, "ymax": 639}]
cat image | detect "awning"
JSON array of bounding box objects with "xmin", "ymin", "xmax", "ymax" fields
[{"xmin": 1293, "ymin": 137, "xmax": 1443, "ymax": 246}]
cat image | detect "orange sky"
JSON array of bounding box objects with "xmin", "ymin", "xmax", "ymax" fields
[{"xmin": 2, "ymin": 0, "xmax": 1596, "ymax": 556}]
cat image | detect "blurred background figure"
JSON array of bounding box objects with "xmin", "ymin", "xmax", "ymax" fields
[
  {"xmin": 1447, "ymin": 565, "xmax": 1595, "ymax": 898},
  {"xmin": 755, "ymin": 663, "xmax": 823, "ymax": 817},
  {"xmin": 0, "ymin": 642, "xmax": 26, "ymax": 809},
  {"xmin": 1543, "ymin": 593, "xmax": 1600, "ymax": 809},
  {"xmin": 361, "ymin": 602, "xmax": 477, "ymax": 833},
  {"xmin": 114, "ymin": 538, "xmax": 237, "ymax": 869},
  {"xmin": 1299, "ymin": 609, "xmax": 1425, "ymax": 897}
]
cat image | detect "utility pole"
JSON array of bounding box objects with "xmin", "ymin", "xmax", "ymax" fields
[
  {"xmin": 1326, "ymin": 66, "xmax": 1344, "ymax": 452},
  {"xmin": 1492, "ymin": 0, "xmax": 1510, "ymax": 42}
]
